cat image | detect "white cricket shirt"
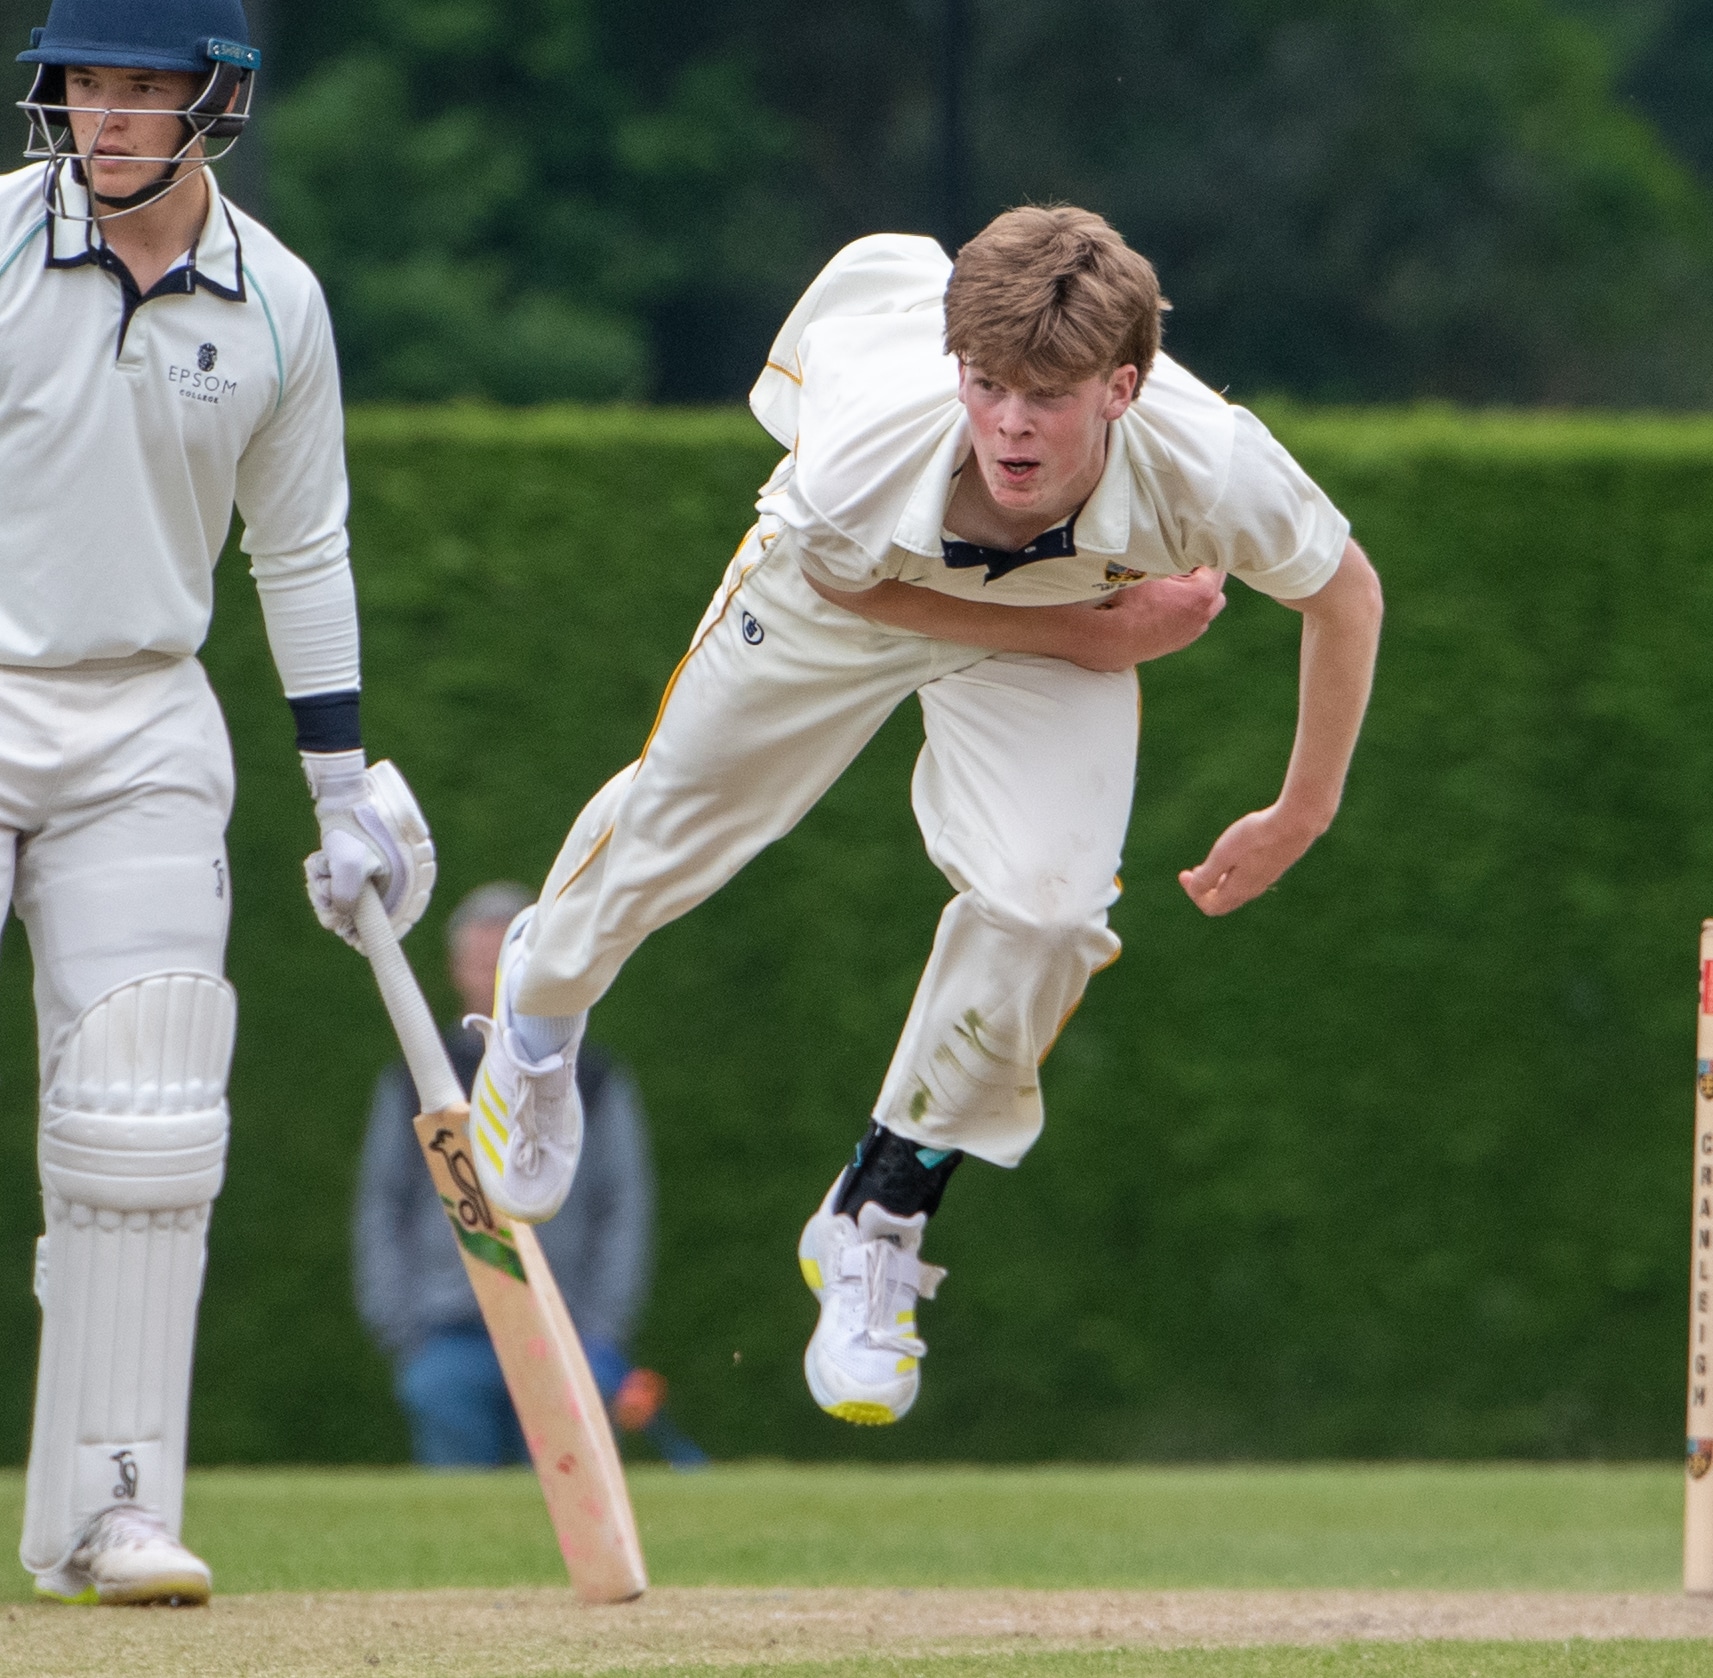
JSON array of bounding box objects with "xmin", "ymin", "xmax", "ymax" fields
[
  {"xmin": 0, "ymin": 161, "xmax": 358, "ymax": 694},
  {"xmin": 751, "ymin": 234, "xmax": 1350, "ymax": 606}
]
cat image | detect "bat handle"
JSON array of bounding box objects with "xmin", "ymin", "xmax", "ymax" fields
[{"xmin": 354, "ymin": 885, "xmax": 464, "ymax": 1114}]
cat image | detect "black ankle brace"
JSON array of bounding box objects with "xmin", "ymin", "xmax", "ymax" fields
[{"xmin": 834, "ymin": 1122, "xmax": 964, "ymax": 1220}]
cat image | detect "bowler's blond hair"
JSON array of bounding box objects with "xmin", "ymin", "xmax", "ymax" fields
[{"xmin": 944, "ymin": 205, "xmax": 1165, "ymax": 390}]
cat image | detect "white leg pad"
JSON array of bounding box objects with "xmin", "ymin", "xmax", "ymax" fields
[{"xmin": 22, "ymin": 973, "xmax": 236, "ymax": 1577}]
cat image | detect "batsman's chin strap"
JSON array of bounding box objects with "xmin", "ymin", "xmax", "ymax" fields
[{"xmin": 72, "ymin": 154, "xmax": 198, "ymax": 214}]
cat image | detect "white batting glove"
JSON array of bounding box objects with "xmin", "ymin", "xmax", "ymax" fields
[{"xmin": 302, "ymin": 752, "xmax": 436, "ymax": 948}]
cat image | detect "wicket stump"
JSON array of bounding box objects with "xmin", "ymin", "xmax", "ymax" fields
[{"xmin": 1687, "ymin": 920, "xmax": 1713, "ymax": 1592}]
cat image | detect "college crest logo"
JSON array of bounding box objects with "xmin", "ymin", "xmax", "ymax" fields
[
  {"xmin": 171, "ymin": 344, "xmax": 238, "ymax": 404},
  {"xmin": 1689, "ymin": 1438, "xmax": 1713, "ymax": 1480}
]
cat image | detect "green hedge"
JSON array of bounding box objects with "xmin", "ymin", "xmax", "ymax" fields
[{"xmin": 2, "ymin": 404, "xmax": 1709, "ymax": 1466}]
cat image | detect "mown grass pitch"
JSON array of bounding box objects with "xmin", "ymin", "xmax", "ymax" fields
[
  {"xmin": 0, "ymin": 1463, "xmax": 1707, "ymax": 1677},
  {"xmin": 0, "ymin": 1462, "xmax": 1679, "ymax": 1596},
  {"xmin": 4, "ymin": 1620, "xmax": 1712, "ymax": 1678}
]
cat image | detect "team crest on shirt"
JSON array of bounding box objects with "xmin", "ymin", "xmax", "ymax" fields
[
  {"xmin": 1103, "ymin": 561, "xmax": 1151, "ymax": 584},
  {"xmin": 169, "ymin": 343, "xmax": 238, "ymax": 405}
]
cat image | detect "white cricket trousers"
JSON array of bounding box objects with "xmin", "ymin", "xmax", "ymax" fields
[
  {"xmin": 0, "ymin": 655, "xmax": 233, "ymax": 1071},
  {"xmin": 520, "ymin": 531, "xmax": 1138, "ymax": 1167},
  {"xmin": 6, "ymin": 655, "xmax": 235, "ymax": 1577}
]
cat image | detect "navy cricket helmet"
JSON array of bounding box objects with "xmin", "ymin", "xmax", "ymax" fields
[
  {"xmin": 16, "ymin": 0, "xmax": 260, "ymax": 211},
  {"xmin": 18, "ymin": 0, "xmax": 256, "ymax": 74}
]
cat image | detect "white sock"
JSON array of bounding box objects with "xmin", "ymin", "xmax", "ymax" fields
[
  {"xmin": 513, "ymin": 1009, "xmax": 575, "ymax": 1061},
  {"xmin": 500, "ymin": 955, "xmax": 576, "ymax": 1060}
]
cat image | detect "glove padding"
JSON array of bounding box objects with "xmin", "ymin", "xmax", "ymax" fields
[{"xmin": 303, "ymin": 756, "xmax": 436, "ymax": 948}]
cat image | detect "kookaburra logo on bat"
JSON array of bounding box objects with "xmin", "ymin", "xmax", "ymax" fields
[{"xmin": 429, "ymin": 1127, "xmax": 495, "ymax": 1233}]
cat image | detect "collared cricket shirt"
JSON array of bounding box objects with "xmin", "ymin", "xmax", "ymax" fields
[
  {"xmin": 0, "ymin": 161, "xmax": 358, "ymax": 694},
  {"xmin": 751, "ymin": 234, "xmax": 1351, "ymax": 607}
]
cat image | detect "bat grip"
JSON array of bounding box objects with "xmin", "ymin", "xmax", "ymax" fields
[{"xmin": 354, "ymin": 885, "xmax": 464, "ymax": 1114}]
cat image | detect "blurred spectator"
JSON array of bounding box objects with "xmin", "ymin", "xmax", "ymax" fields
[{"xmin": 354, "ymin": 881, "xmax": 706, "ymax": 1468}]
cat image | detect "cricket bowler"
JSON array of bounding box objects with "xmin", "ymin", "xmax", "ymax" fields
[
  {"xmin": 466, "ymin": 208, "xmax": 1384, "ymax": 1425},
  {"xmin": 5, "ymin": 0, "xmax": 434, "ymax": 1603}
]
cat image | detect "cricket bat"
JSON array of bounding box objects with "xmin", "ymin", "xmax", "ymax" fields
[
  {"xmin": 353, "ymin": 885, "xmax": 648, "ymax": 1603},
  {"xmin": 1687, "ymin": 919, "xmax": 1713, "ymax": 1593}
]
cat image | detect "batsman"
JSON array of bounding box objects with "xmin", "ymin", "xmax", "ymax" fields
[
  {"xmin": 470, "ymin": 208, "xmax": 1384, "ymax": 1426},
  {"xmin": 4, "ymin": 0, "xmax": 433, "ymax": 1604}
]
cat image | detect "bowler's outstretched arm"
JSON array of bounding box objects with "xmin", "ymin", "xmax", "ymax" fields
[{"xmin": 1178, "ymin": 539, "xmax": 1383, "ymax": 915}]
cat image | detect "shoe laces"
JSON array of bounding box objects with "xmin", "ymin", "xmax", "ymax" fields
[
  {"xmin": 464, "ymin": 1014, "xmax": 567, "ymax": 1175},
  {"xmin": 840, "ymin": 1234, "xmax": 945, "ymax": 1357}
]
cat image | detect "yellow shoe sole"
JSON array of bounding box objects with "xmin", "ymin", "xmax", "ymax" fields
[
  {"xmin": 825, "ymin": 1400, "xmax": 897, "ymax": 1427},
  {"xmin": 37, "ymin": 1576, "xmax": 210, "ymax": 1607}
]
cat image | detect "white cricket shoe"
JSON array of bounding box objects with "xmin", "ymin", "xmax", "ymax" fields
[
  {"xmin": 467, "ymin": 910, "xmax": 584, "ymax": 1224},
  {"xmin": 798, "ymin": 1179, "xmax": 947, "ymax": 1426},
  {"xmin": 35, "ymin": 1506, "xmax": 212, "ymax": 1606}
]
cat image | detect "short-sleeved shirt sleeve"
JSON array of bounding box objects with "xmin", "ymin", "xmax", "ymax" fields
[
  {"xmin": 751, "ymin": 236, "xmax": 962, "ymax": 595},
  {"xmin": 1184, "ymin": 408, "xmax": 1349, "ymax": 601}
]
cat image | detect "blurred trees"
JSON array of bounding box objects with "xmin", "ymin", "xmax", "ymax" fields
[
  {"xmin": 935, "ymin": 0, "xmax": 1713, "ymax": 403},
  {"xmin": 259, "ymin": 0, "xmax": 794, "ymax": 401},
  {"xmin": 1568, "ymin": 0, "xmax": 1713, "ymax": 181},
  {"xmin": 4, "ymin": 0, "xmax": 1713, "ymax": 403}
]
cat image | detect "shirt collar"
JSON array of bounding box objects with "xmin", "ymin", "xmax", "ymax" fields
[
  {"xmin": 891, "ymin": 410, "xmax": 1136, "ymax": 560},
  {"xmin": 891, "ymin": 409, "xmax": 970, "ymax": 557},
  {"xmin": 43, "ymin": 162, "xmax": 246, "ymax": 301},
  {"xmin": 1072, "ymin": 420, "xmax": 1137, "ymax": 557}
]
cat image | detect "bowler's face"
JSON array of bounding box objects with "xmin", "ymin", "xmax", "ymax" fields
[
  {"xmin": 957, "ymin": 361, "xmax": 1140, "ymax": 518},
  {"xmin": 64, "ymin": 65, "xmax": 203, "ymax": 200}
]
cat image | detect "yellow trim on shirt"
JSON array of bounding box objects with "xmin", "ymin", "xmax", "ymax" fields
[{"xmin": 552, "ymin": 824, "xmax": 615, "ymax": 904}]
